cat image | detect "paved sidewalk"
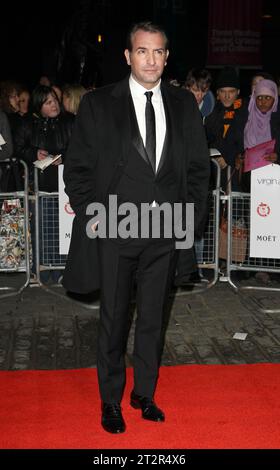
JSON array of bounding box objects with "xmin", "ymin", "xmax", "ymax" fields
[{"xmin": 1, "ymin": 273, "xmax": 280, "ymax": 370}]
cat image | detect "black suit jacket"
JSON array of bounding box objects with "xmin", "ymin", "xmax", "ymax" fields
[{"xmin": 62, "ymin": 77, "xmax": 210, "ymax": 293}]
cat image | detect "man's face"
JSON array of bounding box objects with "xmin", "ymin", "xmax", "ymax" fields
[
  {"xmin": 217, "ymin": 87, "xmax": 239, "ymax": 108},
  {"xmin": 124, "ymin": 30, "xmax": 169, "ymax": 89},
  {"xmin": 188, "ymin": 85, "xmax": 208, "ymax": 105}
]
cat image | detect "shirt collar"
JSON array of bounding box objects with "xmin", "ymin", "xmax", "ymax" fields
[{"xmin": 129, "ymin": 74, "xmax": 161, "ymax": 99}]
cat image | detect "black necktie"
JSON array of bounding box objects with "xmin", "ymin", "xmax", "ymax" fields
[{"xmin": 145, "ymin": 91, "xmax": 156, "ymax": 173}]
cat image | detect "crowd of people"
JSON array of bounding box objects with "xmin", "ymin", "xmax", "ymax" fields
[
  {"xmin": 1, "ymin": 67, "xmax": 279, "ymax": 191},
  {"xmin": 1, "ymin": 61, "xmax": 279, "ymax": 287},
  {"xmin": 0, "ymin": 77, "xmax": 87, "ymax": 190},
  {"xmin": 0, "ymin": 77, "xmax": 87, "ymax": 280},
  {"xmin": 172, "ymin": 67, "xmax": 280, "ymax": 285}
]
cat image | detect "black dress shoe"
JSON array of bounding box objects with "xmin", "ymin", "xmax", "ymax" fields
[
  {"xmin": 101, "ymin": 403, "xmax": 126, "ymax": 433},
  {"xmin": 130, "ymin": 391, "xmax": 165, "ymax": 422}
]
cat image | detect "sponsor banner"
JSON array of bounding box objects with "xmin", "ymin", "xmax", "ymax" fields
[
  {"xmin": 207, "ymin": 0, "xmax": 262, "ymax": 67},
  {"xmin": 58, "ymin": 165, "xmax": 74, "ymax": 255},
  {"xmin": 250, "ymin": 165, "xmax": 280, "ymax": 258}
]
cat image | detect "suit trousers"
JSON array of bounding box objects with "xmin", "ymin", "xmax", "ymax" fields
[{"xmin": 97, "ymin": 237, "xmax": 177, "ymax": 403}]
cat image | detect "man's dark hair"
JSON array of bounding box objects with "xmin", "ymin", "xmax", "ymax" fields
[
  {"xmin": 185, "ymin": 68, "xmax": 212, "ymax": 91},
  {"xmin": 126, "ymin": 21, "xmax": 169, "ymax": 51}
]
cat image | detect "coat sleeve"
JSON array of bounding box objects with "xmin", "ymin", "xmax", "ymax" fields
[
  {"xmin": 222, "ymin": 110, "xmax": 247, "ymax": 167},
  {"xmin": 0, "ymin": 112, "xmax": 13, "ymax": 160},
  {"xmin": 184, "ymin": 94, "xmax": 211, "ymax": 236},
  {"xmin": 204, "ymin": 105, "xmax": 225, "ymax": 151},
  {"xmin": 63, "ymin": 93, "xmax": 98, "ymax": 227},
  {"xmin": 13, "ymin": 117, "xmax": 37, "ymax": 165}
]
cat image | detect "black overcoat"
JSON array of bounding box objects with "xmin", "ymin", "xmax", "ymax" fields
[{"xmin": 62, "ymin": 77, "xmax": 210, "ymax": 293}]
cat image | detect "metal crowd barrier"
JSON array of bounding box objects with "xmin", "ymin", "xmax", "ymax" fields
[
  {"xmin": 2, "ymin": 156, "xmax": 279, "ymax": 313},
  {"xmin": 33, "ymin": 168, "xmax": 67, "ymax": 286},
  {"xmin": 0, "ymin": 156, "xmax": 221, "ymax": 305},
  {"xmin": 0, "ymin": 159, "xmax": 31, "ymax": 299},
  {"xmin": 198, "ymin": 158, "xmax": 221, "ymax": 280},
  {"xmin": 32, "ymin": 167, "xmax": 99, "ymax": 309},
  {"xmin": 175, "ymin": 156, "xmax": 221, "ymax": 295},
  {"xmin": 220, "ymin": 166, "xmax": 280, "ymax": 313},
  {"xmin": 32, "ymin": 157, "xmax": 221, "ymax": 303}
]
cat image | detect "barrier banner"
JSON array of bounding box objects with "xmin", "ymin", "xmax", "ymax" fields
[
  {"xmin": 250, "ymin": 165, "xmax": 280, "ymax": 258},
  {"xmin": 207, "ymin": 0, "xmax": 262, "ymax": 66},
  {"xmin": 58, "ymin": 165, "xmax": 74, "ymax": 255}
]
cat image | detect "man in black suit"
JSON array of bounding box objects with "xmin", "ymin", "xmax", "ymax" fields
[{"xmin": 63, "ymin": 21, "xmax": 210, "ymax": 434}]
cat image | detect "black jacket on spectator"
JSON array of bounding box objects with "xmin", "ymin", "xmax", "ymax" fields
[
  {"xmin": 204, "ymin": 98, "xmax": 244, "ymax": 191},
  {"xmin": 204, "ymin": 99, "xmax": 244, "ymax": 156},
  {"xmin": 0, "ymin": 110, "xmax": 14, "ymax": 191},
  {"xmin": 7, "ymin": 112, "xmax": 24, "ymax": 138},
  {"xmin": 14, "ymin": 111, "xmax": 74, "ymax": 191}
]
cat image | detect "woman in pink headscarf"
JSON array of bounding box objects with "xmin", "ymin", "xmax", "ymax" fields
[
  {"xmin": 244, "ymin": 79, "xmax": 278, "ymax": 160},
  {"xmin": 223, "ymin": 79, "xmax": 280, "ymax": 283},
  {"xmin": 223, "ymin": 78, "xmax": 280, "ymax": 191}
]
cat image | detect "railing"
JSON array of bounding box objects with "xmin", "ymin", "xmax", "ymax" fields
[
  {"xmin": 175, "ymin": 156, "xmax": 221, "ymax": 295},
  {"xmin": 1, "ymin": 155, "xmax": 278, "ymax": 313},
  {"xmin": 0, "ymin": 159, "xmax": 30, "ymax": 298},
  {"xmin": 220, "ymin": 166, "xmax": 280, "ymax": 313},
  {"xmin": 33, "ymin": 167, "xmax": 67, "ymax": 285}
]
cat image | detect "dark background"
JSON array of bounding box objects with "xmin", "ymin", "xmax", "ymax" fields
[{"xmin": 1, "ymin": 0, "xmax": 280, "ymax": 96}]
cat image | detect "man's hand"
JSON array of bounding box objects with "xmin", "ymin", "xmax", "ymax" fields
[
  {"xmin": 215, "ymin": 156, "xmax": 228, "ymax": 170},
  {"xmin": 235, "ymin": 153, "xmax": 244, "ymax": 170},
  {"xmin": 91, "ymin": 221, "xmax": 99, "ymax": 233},
  {"xmin": 52, "ymin": 156, "xmax": 62, "ymax": 166}
]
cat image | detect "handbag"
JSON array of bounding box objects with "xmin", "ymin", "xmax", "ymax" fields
[
  {"xmin": 219, "ymin": 167, "xmax": 248, "ymax": 263},
  {"xmin": 0, "ymin": 158, "xmax": 23, "ymax": 192},
  {"xmin": 0, "ymin": 198, "xmax": 26, "ymax": 268},
  {"xmin": 219, "ymin": 214, "xmax": 248, "ymax": 263},
  {"xmin": 0, "ymin": 186, "xmax": 32, "ymax": 270}
]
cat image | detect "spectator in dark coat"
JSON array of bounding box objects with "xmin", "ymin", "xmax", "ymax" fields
[
  {"xmin": 0, "ymin": 110, "xmax": 13, "ymax": 161},
  {"xmin": 204, "ymin": 67, "xmax": 244, "ymax": 191},
  {"xmin": 0, "ymin": 110, "xmax": 14, "ymax": 191},
  {"xmin": 14, "ymin": 85, "xmax": 74, "ymax": 191},
  {"xmin": 13, "ymin": 85, "xmax": 74, "ymax": 284}
]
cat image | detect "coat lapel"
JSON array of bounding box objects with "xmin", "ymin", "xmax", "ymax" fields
[
  {"xmin": 156, "ymin": 92, "xmax": 170, "ymax": 174},
  {"xmin": 111, "ymin": 79, "xmax": 131, "ymax": 165},
  {"xmin": 157, "ymin": 82, "xmax": 184, "ymax": 177},
  {"xmin": 129, "ymin": 95, "xmax": 150, "ymax": 166},
  {"xmin": 111, "ymin": 78, "xmax": 153, "ymax": 169},
  {"xmin": 110, "ymin": 78, "xmax": 184, "ymax": 178}
]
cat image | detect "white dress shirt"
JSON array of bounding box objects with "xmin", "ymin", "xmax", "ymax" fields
[{"xmin": 129, "ymin": 75, "xmax": 166, "ymax": 172}]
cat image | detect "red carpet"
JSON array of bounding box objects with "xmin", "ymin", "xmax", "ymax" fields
[{"xmin": 0, "ymin": 363, "xmax": 280, "ymax": 449}]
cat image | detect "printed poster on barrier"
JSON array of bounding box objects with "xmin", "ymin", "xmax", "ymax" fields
[
  {"xmin": 250, "ymin": 164, "xmax": 280, "ymax": 258},
  {"xmin": 58, "ymin": 165, "xmax": 74, "ymax": 255}
]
